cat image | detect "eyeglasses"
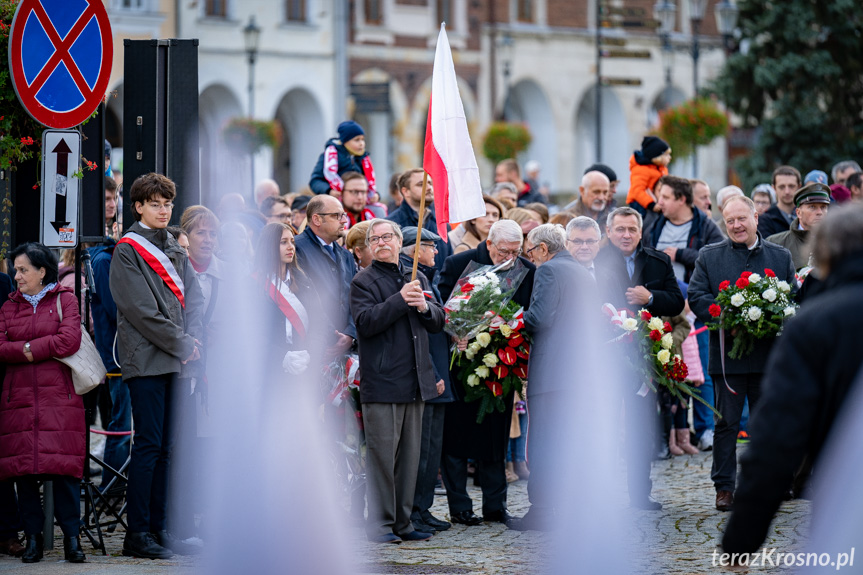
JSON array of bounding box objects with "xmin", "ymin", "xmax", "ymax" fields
[
  {"xmin": 567, "ymin": 238, "xmax": 599, "ymax": 247},
  {"xmin": 368, "ymin": 233, "xmax": 396, "ymax": 245},
  {"xmin": 273, "ymin": 213, "xmax": 291, "ymax": 221},
  {"xmin": 494, "ymin": 246, "xmax": 522, "ymax": 258},
  {"xmin": 524, "ymin": 245, "xmax": 541, "ymax": 257},
  {"xmin": 147, "ymin": 202, "xmax": 174, "ymax": 212},
  {"xmin": 420, "ymin": 242, "xmax": 437, "ymax": 250},
  {"xmin": 319, "ymin": 212, "xmax": 348, "ymax": 221}
]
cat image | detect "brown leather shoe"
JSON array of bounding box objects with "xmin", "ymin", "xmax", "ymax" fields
[
  {"xmin": 716, "ymin": 490, "xmax": 734, "ymax": 511},
  {"xmin": 0, "ymin": 536, "xmax": 25, "ymax": 557}
]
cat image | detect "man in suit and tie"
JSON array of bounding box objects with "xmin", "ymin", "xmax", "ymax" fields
[
  {"xmin": 595, "ymin": 206, "xmax": 684, "ymax": 510},
  {"xmin": 294, "ymin": 195, "xmax": 358, "ymax": 360},
  {"xmin": 508, "ymin": 224, "xmax": 598, "ymax": 531}
]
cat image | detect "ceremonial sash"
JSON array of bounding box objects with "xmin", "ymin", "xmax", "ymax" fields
[
  {"xmin": 264, "ymin": 275, "xmax": 308, "ymax": 341},
  {"xmin": 118, "ymin": 231, "xmax": 186, "ymax": 308}
]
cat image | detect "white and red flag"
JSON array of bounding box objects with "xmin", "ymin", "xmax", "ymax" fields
[{"xmin": 423, "ymin": 23, "xmax": 486, "ymax": 240}]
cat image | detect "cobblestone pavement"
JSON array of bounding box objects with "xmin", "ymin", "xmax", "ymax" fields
[{"xmin": 0, "ymin": 446, "xmax": 811, "ymax": 574}]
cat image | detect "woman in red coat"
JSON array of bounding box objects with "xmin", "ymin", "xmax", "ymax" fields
[{"xmin": 0, "ymin": 243, "xmax": 86, "ymax": 563}]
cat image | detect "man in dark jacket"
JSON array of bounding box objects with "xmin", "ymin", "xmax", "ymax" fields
[
  {"xmin": 110, "ymin": 173, "xmax": 204, "ymax": 559},
  {"xmin": 351, "ymin": 219, "xmax": 445, "ymax": 544},
  {"xmin": 765, "ymin": 182, "xmax": 830, "ymax": 270},
  {"xmin": 722, "ymin": 204, "xmax": 863, "ymax": 554},
  {"xmin": 294, "ymin": 195, "xmax": 357, "ymax": 358},
  {"xmin": 495, "ymin": 158, "xmax": 546, "ymax": 206},
  {"xmin": 643, "ymin": 175, "xmax": 724, "ymax": 283},
  {"xmin": 757, "ymin": 165, "xmax": 801, "ymax": 238},
  {"xmin": 386, "ymin": 169, "xmax": 451, "ymax": 273},
  {"xmin": 596, "ymin": 206, "xmax": 684, "ymax": 510},
  {"xmin": 688, "ymin": 195, "xmax": 795, "ymax": 513},
  {"xmin": 437, "ymin": 220, "xmax": 536, "ymax": 526},
  {"xmin": 398, "ymin": 227, "xmax": 455, "ymax": 534}
]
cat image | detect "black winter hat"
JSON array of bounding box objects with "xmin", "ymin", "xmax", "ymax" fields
[
  {"xmin": 639, "ymin": 136, "xmax": 670, "ymax": 161},
  {"xmin": 583, "ymin": 163, "xmax": 618, "ymax": 182},
  {"xmin": 337, "ymin": 120, "xmax": 365, "ymax": 144}
]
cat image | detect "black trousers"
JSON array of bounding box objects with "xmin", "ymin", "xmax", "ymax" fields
[
  {"xmin": 0, "ymin": 479, "xmax": 21, "ymax": 539},
  {"xmin": 17, "ymin": 476, "xmax": 80, "ymax": 537},
  {"xmin": 711, "ymin": 372, "xmax": 762, "ymax": 492},
  {"xmin": 524, "ymin": 391, "xmax": 566, "ymax": 513},
  {"xmin": 624, "ymin": 390, "xmax": 656, "ymax": 502},
  {"xmin": 412, "ymin": 403, "xmax": 446, "ymax": 518},
  {"xmin": 441, "ymin": 454, "xmax": 506, "ymax": 516},
  {"xmin": 126, "ymin": 374, "xmax": 177, "ymax": 534}
]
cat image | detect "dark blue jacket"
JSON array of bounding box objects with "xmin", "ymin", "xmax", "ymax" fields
[
  {"xmin": 386, "ymin": 202, "xmax": 452, "ymax": 274},
  {"xmin": 294, "ymin": 227, "xmax": 357, "ymax": 344},
  {"xmin": 401, "ymin": 255, "xmax": 454, "ymax": 404},
  {"xmin": 309, "ymin": 138, "xmax": 371, "ymax": 195},
  {"xmin": 89, "ymin": 239, "xmax": 119, "ymax": 372},
  {"xmin": 643, "ymin": 206, "xmax": 725, "ymax": 283}
]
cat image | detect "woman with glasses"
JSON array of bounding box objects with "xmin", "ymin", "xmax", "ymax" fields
[{"xmin": 436, "ymin": 219, "xmax": 536, "ymax": 527}]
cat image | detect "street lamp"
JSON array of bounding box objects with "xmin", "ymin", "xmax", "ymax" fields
[
  {"xmin": 243, "ymin": 16, "xmax": 261, "ymax": 202},
  {"xmin": 688, "ymin": 0, "xmax": 706, "ymax": 177},
  {"xmin": 498, "ymin": 32, "xmax": 514, "ymax": 120},
  {"xmin": 653, "ymin": 1, "xmax": 677, "ymax": 108},
  {"xmin": 714, "ymin": 0, "xmax": 740, "ymax": 52}
]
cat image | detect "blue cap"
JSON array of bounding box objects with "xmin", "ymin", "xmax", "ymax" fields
[
  {"xmin": 337, "ymin": 120, "xmax": 365, "ymax": 144},
  {"xmin": 804, "ymin": 170, "xmax": 828, "ymax": 185}
]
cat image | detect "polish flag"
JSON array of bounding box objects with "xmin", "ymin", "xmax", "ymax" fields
[{"xmin": 423, "ymin": 23, "xmax": 486, "ymax": 240}]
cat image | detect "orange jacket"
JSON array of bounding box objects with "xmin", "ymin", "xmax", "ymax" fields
[{"xmin": 627, "ymin": 154, "xmax": 668, "ymax": 209}]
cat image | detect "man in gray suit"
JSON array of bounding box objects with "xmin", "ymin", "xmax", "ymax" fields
[{"xmin": 508, "ymin": 224, "xmax": 598, "ymax": 531}]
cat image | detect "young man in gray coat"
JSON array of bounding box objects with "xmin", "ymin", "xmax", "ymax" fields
[{"xmin": 110, "ymin": 173, "xmax": 204, "ymax": 559}]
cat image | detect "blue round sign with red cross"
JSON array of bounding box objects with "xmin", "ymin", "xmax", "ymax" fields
[{"xmin": 8, "ymin": 0, "xmax": 113, "ymax": 129}]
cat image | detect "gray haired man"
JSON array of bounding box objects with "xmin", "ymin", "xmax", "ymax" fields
[{"xmin": 509, "ymin": 224, "xmax": 597, "ymax": 531}]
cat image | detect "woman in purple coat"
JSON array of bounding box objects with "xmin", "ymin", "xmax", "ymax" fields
[{"xmin": 0, "ymin": 243, "xmax": 85, "ymax": 563}]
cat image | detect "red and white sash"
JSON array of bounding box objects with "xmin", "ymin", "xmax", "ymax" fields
[
  {"xmin": 263, "ymin": 275, "xmax": 309, "ymax": 342},
  {"xmin": 118, "ymin": 231, "xmax": 186, "ymax": 308}
]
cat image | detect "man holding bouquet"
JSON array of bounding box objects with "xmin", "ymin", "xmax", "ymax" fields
[{"xmin": 688, "ymin": 195, "xmax": 795, "ymax": 512}]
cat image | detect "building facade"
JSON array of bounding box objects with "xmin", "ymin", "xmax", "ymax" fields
[{"xmin": 103, "ymin": 0, "xmax": 730, "ymax": 204}]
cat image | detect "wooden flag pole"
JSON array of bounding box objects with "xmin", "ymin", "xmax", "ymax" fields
[{"xmin": 410, "ymin": 170, "xmax": 430, "ymax": 282}]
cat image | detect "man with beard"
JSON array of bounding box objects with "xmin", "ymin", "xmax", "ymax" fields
[
  {"xmin": 564, "ymin": 171, "xmax": 613, "ymax": 231},
  {"xmin": 338, "ymin": 171, "xmax": 376, "ymax": 228},
  {"xmin": 351, "ymin": 219, "xmax": 445, "ymax": 544}
]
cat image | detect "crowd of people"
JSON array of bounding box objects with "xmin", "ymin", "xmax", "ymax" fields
[{"xmin": 0, "ymin": 120, "xmax": 862, "ymax": 562}]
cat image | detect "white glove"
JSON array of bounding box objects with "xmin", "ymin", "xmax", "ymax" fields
[{"xmin": 283, "ymin": 350, "xmax": 311, "ymax": 375}]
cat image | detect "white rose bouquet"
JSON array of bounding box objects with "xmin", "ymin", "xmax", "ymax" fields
[{"xmin": 707, "ymin": 268, "xmax": 798, "ymax": 359}]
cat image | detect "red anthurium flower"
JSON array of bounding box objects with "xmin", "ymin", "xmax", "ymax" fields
[
  {"xmin": 649, "ymin": 329, "xmax": 662, "ymax": 342},
  {"xmin": 485, "ymin": 380, "xmax": 503, "ymax": 397},
  {"xmin": 512, "ymin": 364, "xmax": 528, "ymax": 378},
  {"xmin": 719, "ymin": 280, "xmax": 731, "ymax": 291},
  {"xmin": 515, "ymin": 347, "xmax": 530, "ymax": 360},
  {"xmin": 461, "ymin": 282, "xmax": 474, "ymax": 293},
  {"xmin": 709, "ymin": 304, "xmax": 722, "ymax": 317},
  {"xmin": 663, "ymin": 321, "xmax": 672, "ymax": 333},
  {"xmin": 507, "ymin": 334, "xmax": 525, "ymax": 348},
  {"xmin": 764, "ymin": 268, "xmax": 776, "ymax": 277},
  {"xmin": 492, "ymin": 365, "xmax": 509, "ymax": 379},
  {"xmin": 640, "ymin": 310, "xmax": 652, "ymax": 321},
  {"xmin": 740, "ymin": 271, "xmax": 753, "ymax": 279},
  {"xmin": 735, "ymin": 277, "xmax": 749, "ymax": 289},
  {"xmin": 498, "ymin": 347, "xmax": 517, "ymax": 366}
]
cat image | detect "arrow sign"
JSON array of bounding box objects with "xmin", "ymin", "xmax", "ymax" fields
[
  {"xmin": 51, "ymin": 138, "xmax": 71, "ymax": 233},
  {"xmin": 40, "ymin": 129, "xmax": 81, "ymax": 248}
]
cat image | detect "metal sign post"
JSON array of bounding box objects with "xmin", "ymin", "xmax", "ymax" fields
[{"xmin": 40, "ymin": 129, "xmax": 81, "ymax": 248}]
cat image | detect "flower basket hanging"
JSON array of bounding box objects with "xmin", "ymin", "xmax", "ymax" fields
[
  {"xmin": 222, "ymin": 118, "xmax": 281, "ymax": 155},
  {"xmin": 482, "ymin": 122, "xmax": 532, "ymax": 165},
  {"xmin": 655, "ymin": 98, "xmax": 729, "ymax": 160}
]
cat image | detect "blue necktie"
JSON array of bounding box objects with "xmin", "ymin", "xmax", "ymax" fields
[{"xmin": 324, "ymin": 243, "xmax": 336, "ymax": 262}]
